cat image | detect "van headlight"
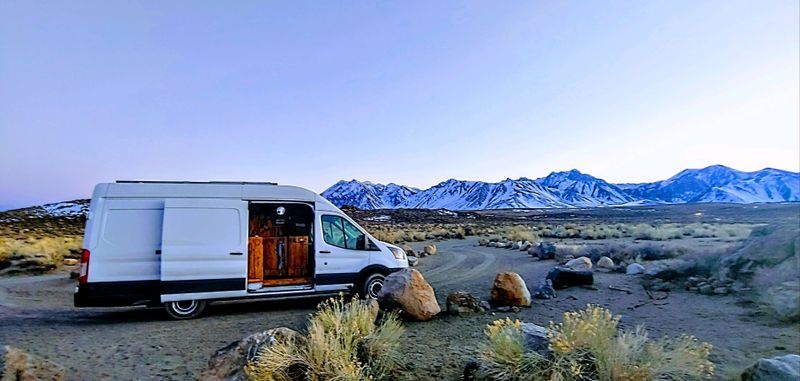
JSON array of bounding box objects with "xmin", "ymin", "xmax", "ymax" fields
[{"xmin": 389, "ymin": 247, "xmax": 406, "ymax": 260}]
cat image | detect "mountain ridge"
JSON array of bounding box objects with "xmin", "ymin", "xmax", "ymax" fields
[{"xmin": 321, "ymin": 165, "xmax": 800, "ymax": 210}]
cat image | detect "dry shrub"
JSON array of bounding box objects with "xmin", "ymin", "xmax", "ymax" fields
[
  {"xmin": 247, "ymin": 295, "xmax": 404, "ymax": 381},
  {"xmin": 480, "ymin": 306, "xmax": 714, "ymax": 381},
  {"xmin": 0, "ymin": 235, "xmax": 81, "ymax": 267},
  {"xmin": 503, "ymin": 225, "xmax": 539, "ymax": 242}
]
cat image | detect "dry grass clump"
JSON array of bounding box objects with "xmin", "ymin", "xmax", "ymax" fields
[
  {"xmin": 247, "ymin": 296, "xmax": 404, "ymax": 381},
  {"xmin": 479, "ymin": 305, "xmax": 714, "ymax": 381},
  {"xmin": 536, "ymin": 222, "xmax": 755, "ymax": 241},
  {"xmin": 503, "ymin": 225, "xmax": 539, "ymax": 243},
  {"xmin": 0, "ymin": 235, "xmax": 81, "ymax": 267}
]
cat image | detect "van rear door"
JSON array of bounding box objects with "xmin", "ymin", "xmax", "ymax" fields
[{"xmin": 160, "ymin": 199, "xmax": 248, "ymax": 302}]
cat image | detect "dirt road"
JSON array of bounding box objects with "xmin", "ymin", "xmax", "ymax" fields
[{"xmin": 1, "ymin": 240, "xmax": 797, "ymax": 380}]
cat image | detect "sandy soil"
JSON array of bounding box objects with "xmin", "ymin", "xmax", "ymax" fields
[{"xmin": 1, "ymin": 239, "xmax": 798, "ymax": 380}]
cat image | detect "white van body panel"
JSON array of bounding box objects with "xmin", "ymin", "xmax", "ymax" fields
[
  {"xmin": 75, "ymin": 182, "xmax": 408, "ymax": 308},
  {"xmin": 160, "ymin": 198, "xmax": 249, "ymax": 302}
]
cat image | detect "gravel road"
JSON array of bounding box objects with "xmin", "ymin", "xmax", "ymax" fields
[{"xmin": 1, "ymin": 239, "xmax": 797, "ymax": 380}]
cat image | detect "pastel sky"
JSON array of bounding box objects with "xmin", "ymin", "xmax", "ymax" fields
[{"xmin": 1, "ymin": 1, "xmax": 798, "ymax": 210}]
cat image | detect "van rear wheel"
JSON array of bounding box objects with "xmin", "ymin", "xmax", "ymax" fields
[
  {"xmin": 360, "ymin": 273, "xmax": 385, "ymax": 299},
  {"xmin": 165, "ymin": 300, "xmax": 207, "ymax": 320}
]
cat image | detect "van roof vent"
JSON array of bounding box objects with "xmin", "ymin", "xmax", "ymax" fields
[{"xmin": 115, "ymin": 180, "xmax": 278, "ymax": 185}]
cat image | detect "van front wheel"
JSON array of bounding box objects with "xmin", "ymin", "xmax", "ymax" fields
[
  {"xmin": 360, "ymin": 273, "xmax": 385, "ymax": 299},
  {"xmin": 165, "ymin": 300, "xmax": 207, "ymax": 320}
]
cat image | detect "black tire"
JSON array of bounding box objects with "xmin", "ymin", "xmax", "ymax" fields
[
  {"xmin": 360, "ymin": 273, "xmax": 385, "ymax": 299},
  {"xmin": 164, "ymin": 300, "xmax": 207, "ymax": 320}
]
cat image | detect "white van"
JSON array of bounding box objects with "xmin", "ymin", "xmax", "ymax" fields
[{"xmin": 74, "ymin": 181, "xmax": 408, "ymax": 319}]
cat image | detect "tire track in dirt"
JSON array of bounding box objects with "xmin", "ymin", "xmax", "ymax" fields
[
  {"xmin": 418, "ymin": 251, "xmax": 467, "ymax": 280},
  {"xmin": 428, "ymin": 245, "xmax": 497, "ymax": 288}
]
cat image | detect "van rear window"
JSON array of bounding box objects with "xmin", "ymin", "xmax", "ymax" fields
[{"xmin": 103, "ymin": 209, "xmax": 163, "ymax": 248}]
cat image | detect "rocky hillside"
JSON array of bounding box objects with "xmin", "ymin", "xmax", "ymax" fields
[{"xmin": 322, "ymin": 165, "xmax": 800, "ymax": 209}]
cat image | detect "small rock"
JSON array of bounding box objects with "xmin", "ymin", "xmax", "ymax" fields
[
  {"xmin": 626, "ymin": 263, "xmax": 645, "ymax": 275},
  {"xmin": 490, "ymin": 272, "xmax": 531, "ymax": 307},
  {"xmin": 407, "ymin": 256, "xmax": 418, "ymax": 267},
  {"xmin": 741, "ymin": 354, "xmax": 800, "ymax": 381},
  {"xmin": 511, "ymin": 306, "xmax": 521, "ymax": 313},
  {"xmin": 510, "ymin": 241, "xmax": 522, "ymax": 250},
  {"xmin": 478, "ymin": 238, "xmax": 489, "ymax": 246},
  {"xmin": 520, "ymin": 241, "xmax": 532, "ymax": 251},
  {"xmin": 564, "ymin": 256, "xmax": 592, "ymax": 270},
  {"xmin": 63, "ymin": 258, "xmax": 79, "ymax": 266},
  {"xmin": 698, "ymin": 284, "xmax": 714, "ymax": 295},
  {"xmin": 547, "ymin": 267, "xmax": 594, "ymax": 289},
  {"xmin": 446, "ymin": 291, "xmax": 486, "ymax": 315},
  {"xmin": 597, "ymin": 256, "xmax": 614, "ymax": 270},
  {"xmin": 536, "ymin": 242, "xmax": 557, "ymax": 260},
  {"xmin": 495, "ymin": 306, "xmax": 512, "ymax": 312},
  {"xmin": 533, "ymin": 279, "xmax": 557, "ymax": 299},
  {"xmin": 198, "ymin": 328, "xmax": 302, "ymax": 381},
  {"xmin": 521, "ymin": 323, "xmax": 551, "ymax": 357},
  {"xmin": 713, "ymin": 287, "xmax": 729, "ymax": 295},
  {"xmin": 423, "ymin": 244, "xmax": 437, "ymax": 256}
]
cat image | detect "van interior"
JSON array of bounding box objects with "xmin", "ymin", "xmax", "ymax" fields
[{"xmin": 247, "ymin": 203, "xmax": 314, "ymax": 290}]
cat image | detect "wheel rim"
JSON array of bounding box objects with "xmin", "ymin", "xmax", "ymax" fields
[
  {"xmin": 367, "ymin": 278, "xmax": 383, "ymax": 298},
  {"xmin": 172, "ymin": 300, "xmax": 198, "ymax": 315}
]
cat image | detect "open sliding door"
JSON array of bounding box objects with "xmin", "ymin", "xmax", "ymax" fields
[{"xmin": 160, "ymin": 199, "xmax": 248, "ymax": 302}]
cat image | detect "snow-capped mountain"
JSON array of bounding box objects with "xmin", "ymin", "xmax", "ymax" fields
[
  {"xmin": 321, "ymin": 165, "xmax": 800, "ymax": 210},
  {"xmin": 623, "ymin": 165, "xmax": 800, "ymax": 204},
  {"xmin": 536, "ymin": 170, "xmax": 634, "ymax": 206},
  {"xmin": 320, "ymin": 180, "xmax": 419, "ymax": 209}
]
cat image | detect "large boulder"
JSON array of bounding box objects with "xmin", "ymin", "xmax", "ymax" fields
[
  {"xmin": 741, "ymin": 354, "xmax": 800, "ymax": 381},
  {"xmin": 565, "ymin": 256, "xmax": 592, "ymax": 270},
  {"xmin": 423, "ymin": 244, "xmax": 437, "ymax": 256},
  {"xmin": 489, "ymin": 272, "xmax": 531, "ymax": 307},
  {"xmin": 446, "ymin": 291, "xmax": 486, "ymax": 315},
  {"xmin": 763, "ymin": 281, "xmax": 800, "ymax": 322},
  {"xmin": 377, "ymin": 268, "xmax": 440, "ymax": 321},
  {"xmin": 546, "ymin": 267, "xmax": 594, "ymax": 289},
  {"xmin": 1, "ymin": 345, "xmax": 66, "ymax": 381},
  {"xmin": 197, "ymin": 327, "xmax": 302, "ymax": 381}
]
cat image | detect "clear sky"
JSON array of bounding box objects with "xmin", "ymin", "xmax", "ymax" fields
[{"xmin": 1, "ymin": 1, "xmax": 798, "ymax": 210}]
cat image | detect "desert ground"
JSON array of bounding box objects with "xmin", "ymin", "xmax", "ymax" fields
[{"xmin": 0, "ymin": 203, "xmax": 798, "ymax": 380}]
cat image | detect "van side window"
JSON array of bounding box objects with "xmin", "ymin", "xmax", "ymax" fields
[
  {"xmin": 342, "ymin": 219, "xmax": 367, "ymax": 250},
  {"xmin": 322, "ymin": 215, "xmax": 371, "ymax": 250},
  {"xmin": 321, "ymin": 215, "xmax": 346, "ymax": 248}
]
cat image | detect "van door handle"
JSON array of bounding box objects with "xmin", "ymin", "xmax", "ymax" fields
[
  {"xmin": 319, "ymin": 250, "xmax": 331, "ymax": 254},
  {"xmin": 155, "ymin": 249, "xmax": 161, "ymax": 255},
  {"xmin": 229, "ymin": 252, "xmax": 243, "ymax": 256}
]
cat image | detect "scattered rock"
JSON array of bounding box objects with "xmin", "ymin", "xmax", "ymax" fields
[
  {"xmin": 698, "ymin": 284, "xmax": 714, "ymax": 295},
  {"xmin": 564, "ymin": 256, "xmax": 592, "ymax": 270},
  {"xmin": 478, "ymin": 238, "xmax": 489, "ymax": 246},
  {"xmin": 407, "ymin": 256, "xmax": 418, "ymax": 267},
  {"xmin": 713, "ymin": 287, "xmax": 729, "ymax": 295},
  {"xmin": 1, "ymin": 345, "xmax": 66, "ymax": 381},
  {"xmin": 536, "ymin": 242, "xmax": 557, "ymax": 260},
  {"xmin": 377, "ymin": 268, "xmax": 440, "ymax": 321},
  {"xmin": 741, "ymin": 354, "xmax": 800, "ymax": 381},
  {"xmin": 533, "ymin": 279, "xmax": 557, "ymax": 299},
  {"xmin": 199, "ymin": 327, "xmax": 304, "ymax": 380},
  {"xmin": 521, "ymin": 323, "xmax": 551, "ymax": 357},
  {"xmin": 626, "ymin": 263, "xmax": 645, "ymax": 275},
  {"xmin": 510, "ymin": 241, "xmax": 522, "ymax": 250},
  {"xmin": 763, "ymin": 281, "xmax": 800, "ymax": 321},
  {"xmin": 446, "ymin": 291, "xmax": 486, "ymax": 315},
  {"xmin": 62, "ymin": 258, "xmax": 79, "ymax": 266},
  {"xmin": 644, "ymin": 259, "xmax": 695, "ymax": 280},
  {"xmin": 546, "ymin": 267, "xmax": 594, "ymax": 289},
  {"xmin": 597, "ymin": 256, "xmax": 614, "ymax": 270},
  {"xmin": 489, "ymin": 272, "xmax": 531, "ymax": 307},
  {"xmin": 423, "ymin": 244, "xmax": 437, "ymax": 256}
]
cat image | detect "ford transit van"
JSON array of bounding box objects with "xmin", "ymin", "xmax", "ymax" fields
[{"xmin": 74, "ymin": 181, "xmax": 408, "ymax": 319}]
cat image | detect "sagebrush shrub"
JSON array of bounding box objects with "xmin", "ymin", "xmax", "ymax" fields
[{"xmin": 247, "ymin": 296, "xmax": 404, "ymax": 381}]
